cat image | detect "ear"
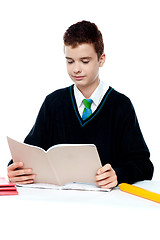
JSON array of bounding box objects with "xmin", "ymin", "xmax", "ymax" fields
[{"xmin": 99, "ymin": 53, "xmax": 106, "ymax": 67}]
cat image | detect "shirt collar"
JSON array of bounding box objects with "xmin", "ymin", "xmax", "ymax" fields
[
  {"xmin": 73, "ymin": 81, "xmax": 108, "ymax": 107},
  {"xmin": 74, "ymin": 84, "xmax": 84, "ymax": 108},
  {"xmin": 90, "ymin": 81, "xmax": 104, "ymax": 106}
]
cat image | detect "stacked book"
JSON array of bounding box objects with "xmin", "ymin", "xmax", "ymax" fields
[{"xmin": 0, "ymin": 177, "xmax": 18, "ymax": 195}]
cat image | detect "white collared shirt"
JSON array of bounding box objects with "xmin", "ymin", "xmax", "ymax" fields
[{"xmin": 73, "ymin": 81, "xmax": 109, "ymax": 117}]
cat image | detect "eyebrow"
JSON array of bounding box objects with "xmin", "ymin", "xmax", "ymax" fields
[
  {"xmin": 65, "ymin": 57, "xmax": 92, "ymax": 60},
  {"xmin": 80, "ymin": 57, "xmax": 92, "ymax": 60}
]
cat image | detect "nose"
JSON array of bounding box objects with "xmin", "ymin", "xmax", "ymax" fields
[{"xmin": 73, "ymin": 62, "xmax": 82, "ymax": 74}]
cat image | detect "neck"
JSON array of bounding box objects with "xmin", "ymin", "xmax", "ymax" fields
[{"xmin": 76, "ymin": 78, "xmax": 100, "ymax": 99}]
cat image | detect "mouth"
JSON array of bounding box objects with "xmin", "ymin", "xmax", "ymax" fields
[{"xmin": 73, "ymin": 76, "xmax": 85, "ymax": 81}]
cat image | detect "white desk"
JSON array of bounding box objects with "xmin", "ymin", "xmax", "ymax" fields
[{"xmin": 1, "ymin": 180, "xmax": 160, "ymax": 240}]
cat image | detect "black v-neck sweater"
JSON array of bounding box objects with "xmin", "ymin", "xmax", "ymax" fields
[{"xmin": 10, "ymin": 85, "xmax": 154, "ymax": 184}]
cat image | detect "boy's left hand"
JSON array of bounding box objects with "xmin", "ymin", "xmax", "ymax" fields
[{"xmin": 95, "ymin": 164, "xmax": 118, "ymax": 189}]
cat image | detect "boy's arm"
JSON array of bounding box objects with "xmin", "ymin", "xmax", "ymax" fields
[
  {"xmin": 7, "ymin": 97, "xmax": 49, "ymax": 183},
  {"xmin": 24, "ymin": 96, "xmax": 50, "ymax": 149},
  {"xmin": 96, "ymin": 100, "xmax": 153, "ymax": 188},
  {"xmin": 112, "ymin": 104, "xmax": 153, "ymax": 184}
]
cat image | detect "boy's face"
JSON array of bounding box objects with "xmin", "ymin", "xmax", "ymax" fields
[{"xmin": 64, "ymin": 43, "xmax": 105, "ymax": 90}]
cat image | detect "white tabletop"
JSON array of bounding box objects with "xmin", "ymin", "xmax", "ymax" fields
[{"xmin": 1, "ymin": 180, "xmax": 160, "ymax": 240}]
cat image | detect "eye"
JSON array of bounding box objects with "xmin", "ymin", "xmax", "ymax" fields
[
  {"xmin": 67, "ymin": 60, "xmax": 74, "ymax": 64},
  {"xmin": 82, "ymin": 60, "xmax": 89, "ymax": 64}
]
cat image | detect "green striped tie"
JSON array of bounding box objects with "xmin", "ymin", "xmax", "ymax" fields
[{"xmin": 82, "ymin": 99, "xmax": 93, "ymax": 120}]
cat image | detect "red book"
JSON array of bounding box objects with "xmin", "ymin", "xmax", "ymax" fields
[
  {"xmin": 0, "ymin": 186, "xmax": 17, "ymax": 191},
  {"xmin": 0, "ymin": 177, "xmax": 18, "ymax": 195},
  {"xmin": 0, "ymin": 190, "xmax": 18, "ymax": 195}
]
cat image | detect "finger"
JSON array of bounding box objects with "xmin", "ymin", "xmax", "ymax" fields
[
  {"xmin": 16, "ymin": 179, "xmax": 35, "ymax": 185},
  {"xmin": 8, "ymin": 168, "xmax": 33, "ymax": 178},
  {"xmin": 7, "ymin": 162, "xmax": 24, "ymax": 171},
  {"xmin": 96, "ymin": 175, "xmax": 116, "ymax": 186},
  {"xmin": 95, "ymin": 171, "xmax": 110, "ymax": 181},
  {"xmin": 100, "ymin": 180, "xmax": 118, "ymax": 189},
  {"xmin": 10, "ymin": 174, "xmax": 36, "ymax": 184},
  {"xmin": 97, "ymin": 164, "xmax": 111, "ymax": 174}
]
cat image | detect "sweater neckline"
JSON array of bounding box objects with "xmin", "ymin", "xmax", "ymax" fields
[{"xmin": 70, "ymin": 85, "xmax": 113, "ymax": 127}]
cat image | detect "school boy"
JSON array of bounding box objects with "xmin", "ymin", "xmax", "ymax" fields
[{"xmin": 7, "ymin": 21, "xmax": 154, "ymax": 189}]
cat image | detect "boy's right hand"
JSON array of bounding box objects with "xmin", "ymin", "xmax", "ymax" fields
[{"xmin": 7, "ymin": 162, "xmax": 36, "ymax": 184}]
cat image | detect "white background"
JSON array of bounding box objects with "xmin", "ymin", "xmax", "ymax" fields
[{"xmin": 0, "ymin": 0, "xmax": 159, "ymax": 180}]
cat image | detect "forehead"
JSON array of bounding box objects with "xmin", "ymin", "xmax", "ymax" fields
[{"xmin": 64, "ymin": 43, "xmax": 97, "ymax": 59}]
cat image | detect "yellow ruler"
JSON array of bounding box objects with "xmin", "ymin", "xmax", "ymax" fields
[{"xmin": 119, "ymin": 183, "xmax": 160, "ymax": 204}]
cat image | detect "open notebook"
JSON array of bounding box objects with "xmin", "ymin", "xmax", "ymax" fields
[{"xmin": 7, "ymin": 137, "xmax": 108, "ymax": 190}]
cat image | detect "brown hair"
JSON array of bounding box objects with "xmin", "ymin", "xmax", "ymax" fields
[{"xmin": 63, "ymin": 20, "xmax": 104, "ymax": 59}]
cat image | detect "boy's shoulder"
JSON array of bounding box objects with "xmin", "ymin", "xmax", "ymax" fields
[
  {"xmin": 111, "ymin": 88, "xmax": 131, "ymax": 104},
  {"xmin": 48, "ymin": 85, "xmax": 71, "ymax": 97},
  {"xmin": 110, "ymin": 87, "xmax": 134, "ymax": 114},
  {"xmin": 43, "ymin": 85, "xmax": 72, "ymax": 107},
  {"xmin": 46, "ymin": 86, "xmax": 70, "ymax": 101}
]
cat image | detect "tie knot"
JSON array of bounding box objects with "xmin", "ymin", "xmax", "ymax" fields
[{"xmin": 83, "ymin": 99, "xmax": 93, "ymax": 109}]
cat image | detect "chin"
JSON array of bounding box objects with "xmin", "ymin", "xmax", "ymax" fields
[
  {"xmin": 72, "ymin": 78, "xmax": 87, "ymax": 86},
  {"xmin": 76, "ymin": 81, "xmax": 89, "ymax": 87}
]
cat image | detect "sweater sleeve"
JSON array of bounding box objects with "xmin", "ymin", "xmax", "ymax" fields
[
  {"xmin": 113, "ymin": 102, "xmax": 154, "ymax": 184},
  {"xmin": 24, "ymin": 97, "xmax": 51, "ymax": 150},
  {"xmin": 7, "ymin": 97, "xmax": 50, "ymax": 166}
]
